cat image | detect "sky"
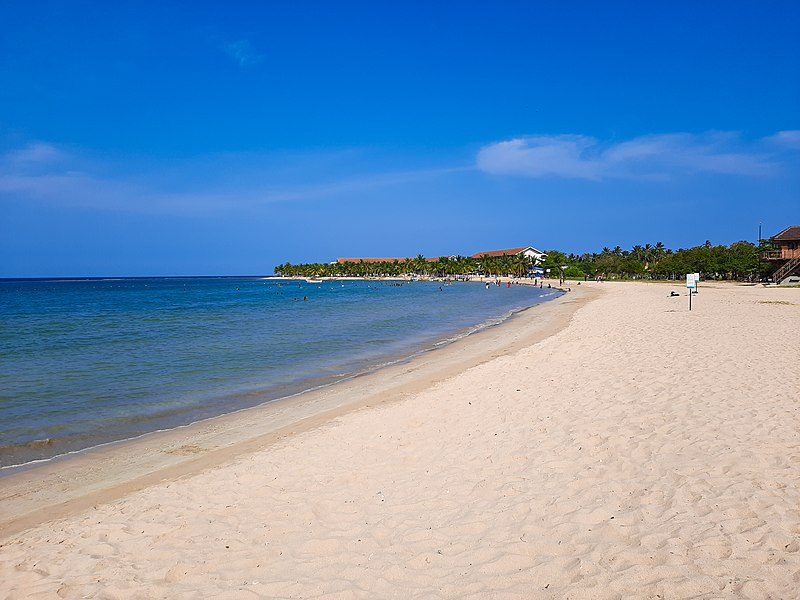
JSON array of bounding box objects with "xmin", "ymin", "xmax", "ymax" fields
[{"xmin": 1, "ymin": 0, "xmax": 799, "ymax": 276}]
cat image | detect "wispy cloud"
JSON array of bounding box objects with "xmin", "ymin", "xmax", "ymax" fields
[
  {"xmin": 5, "ymin": 141, "xmax": 64, "ymax": 165},
  {"xmin": 0, "ymin": 142, "xmax": 461, "ymax": 214},
  {"xmin": 223, "ymin": 39, "xmax": 264, "ymax": 67},
  {"xmin": 476, "ymin": 131, "xmax": 800, "ymax": 180},
  {"xmin": 2, "ymin": 130, "xmax": 796, "ymax": 216},
  {"xmin": 764, "ymin": 129, "xmax": 800, "ymax": 150}
]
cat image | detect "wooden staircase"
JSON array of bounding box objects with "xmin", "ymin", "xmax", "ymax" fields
[{"xmin": 772, "ymin": 256, "xmax": 800, "ymax": 283}]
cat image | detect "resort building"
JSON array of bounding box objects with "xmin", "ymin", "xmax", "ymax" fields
[
  {"xmin": 336, "ymin": 257, "xmax": 408, "ymax": 264},
  {"xmin": 470, "ymin": 246, "xmax": 546, "ymax": 263},
  {"xmin": 469, "ymin": 246, "xmax": 547, "ymax": 277},
  {"xmin": 335, "ymin": 257, "xmax": 444, "ymax": 264},
  {"xmin": 332, "ymin": 247, "xmax": 548, "ymax": 277},
  {"xmin": 764, "ymin": 225, "xmax": 800, "ymax": 284}
]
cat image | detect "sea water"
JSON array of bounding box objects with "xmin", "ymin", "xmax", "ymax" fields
[{"xmin": 0, "ymin": 277, "xmax": 559, "ymax": 468}]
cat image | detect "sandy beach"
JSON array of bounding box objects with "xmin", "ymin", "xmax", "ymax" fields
[{"xmin": 1, "ymin": 281, "xmax": 798, "ymax": 598}]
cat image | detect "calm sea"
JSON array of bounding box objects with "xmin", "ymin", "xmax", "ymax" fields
[{"xmin": 0, "ymin": 277, "xmax": 559, "ymax": 468}]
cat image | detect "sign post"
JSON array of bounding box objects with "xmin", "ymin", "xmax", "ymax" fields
[{"xmin": 686, "ymin": 273, "xmax": 697, "ymax": 310}]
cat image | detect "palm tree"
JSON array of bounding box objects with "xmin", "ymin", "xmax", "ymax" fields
[
  {"xmin": 513, "ymin": 253, "xmax": 531, "ymax": 277},
  {"xmin": 411, "ymin": 254, "xmax": 426, "ymax": 275}
]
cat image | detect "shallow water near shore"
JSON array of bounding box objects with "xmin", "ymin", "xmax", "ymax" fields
[{"xmin": 0, "ymin": 277, "xmax": 558, "ymax": 468}]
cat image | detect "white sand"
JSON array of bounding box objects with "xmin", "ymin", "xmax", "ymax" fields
[{"xmin": 1, "ymin": 282, "xmax": 798, "ymax": 599}]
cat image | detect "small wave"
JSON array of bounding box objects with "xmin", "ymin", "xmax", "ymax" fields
[{"xmin": 0, "ymin": 437, "xmax": 55, "ymax": 452}]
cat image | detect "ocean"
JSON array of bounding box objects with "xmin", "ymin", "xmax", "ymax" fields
[{"xmin": 0, "ymin": 277, "xmax": 559, "ymax": 468}]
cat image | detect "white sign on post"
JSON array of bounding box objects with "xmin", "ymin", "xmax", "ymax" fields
[{"xmin": 685, "ymin": 273, "xmax": 699, "ymax": 310}]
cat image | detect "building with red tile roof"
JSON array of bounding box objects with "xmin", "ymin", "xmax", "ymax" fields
[
  {"xmin": 336, "ymin": 257, "xmax": 444, "ymax": 264},
  {"xmin": 469, "ymin": 246, "xmax": 546, "ymax": 261}
]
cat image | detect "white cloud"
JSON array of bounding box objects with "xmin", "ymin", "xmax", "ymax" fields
[
  {"xmin": 224, "ymin": 39, "xmax": 263, "ymax": 67},
  {"xmin": 477, "ymin": 135, "xmax": 603, "ymax": 180},
  {"xmin": 0, "ymin": 142, "xmax": 462, "ymax": 214},
  {"xmin": 477, "ymin": 131, "xmax": 796, "ymax": 180},
  {"xmin": 764, "ymin": 129, "xmax": 800, "ymax": 150},
  {"xmin": 4, "ymin": 142, "xmax": 63, "ymax": 166},
  {"xmin": 2, "ymin": 130, "xmax": 796, "ymax": 216}
]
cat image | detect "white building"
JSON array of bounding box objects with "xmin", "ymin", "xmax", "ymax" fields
[{"xmin": 470, "ymin": 246, "xmax": 546, "ymax": 263}]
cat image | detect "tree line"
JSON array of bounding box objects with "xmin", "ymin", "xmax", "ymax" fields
[
  {"xmin": 542, "ymin": 240, "xmax": 772, "ymax": 281},
  {"xmin": 276, "ymin": 240, "xmax": 774, "ymax": 281},
  {"xmin": 275, "ymin": 254, "xmax": 534, "ymax": 278}
]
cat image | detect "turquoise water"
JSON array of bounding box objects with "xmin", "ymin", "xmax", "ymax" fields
[{"xmin": 0, "ymin": 277, "xmax": 558, "ymax": 468}]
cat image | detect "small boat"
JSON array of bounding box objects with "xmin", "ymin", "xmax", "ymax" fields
[{"xmin": 306, "ymin": 277, "xmax": 323, "ymax": 283}]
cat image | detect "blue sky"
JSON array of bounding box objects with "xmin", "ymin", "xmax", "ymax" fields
[{"xmin": 1, "ymin": 1, "xmax": 799, "ymax": 276}]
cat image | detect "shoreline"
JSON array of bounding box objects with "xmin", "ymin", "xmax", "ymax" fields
[
  {"xmin": 0, "ymin": 278, "xmax": 560, "ymax": 472},
  {"xmin": 0, "ymin": 281, "xmax": 560, "ymax": 473},
  {"xmin": 0, "ymin": 281, "xmax": 590, "ymax": 539}
]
